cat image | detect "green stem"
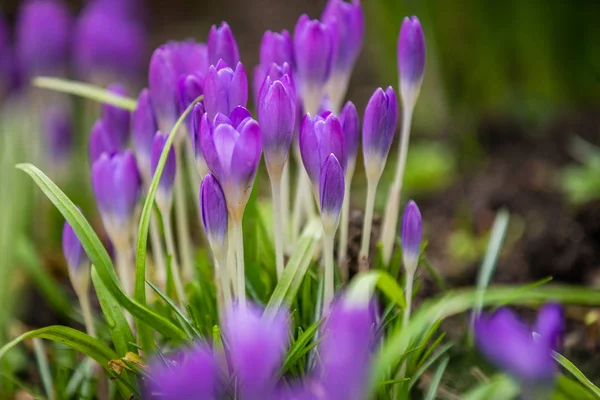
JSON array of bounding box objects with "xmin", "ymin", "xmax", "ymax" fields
[
  {"xmin": 174, "ymin": 143, "xmax": 194, "ymax": 282},
  {"xmin": 323, "ymin": 232, "xmax": 335, "ymax": 311},
  {"xmin": 162, "ymin": 211, "xmax": 187, "ymax": 308},
  {"xmin": 359, "ymin": 181, "xmax": 378, "ymax": 270},
  {"xmin": 233, "ymin": 221, "xmax": 246, "ymax": 307},
  {"xmin": 271, "ymin": 175, "xmax": 285, "ymax": 278}
]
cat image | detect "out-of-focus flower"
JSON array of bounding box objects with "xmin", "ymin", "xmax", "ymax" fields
[
  {"xmin": 208, "ymin": 22, "xmax": 240, "ymax": 68},
  {"xmin": 73, "ymin": 1, "xmax": 145, "ymax": 83},
  {"xmin": 203, "ymin": 61, "xmax": 248, "ymax": 120},
  {"xmin": 91, "ymin": 150, "xmax": 141, "ymax": 244},
  {"xmin": 475, "ymin": 304, "xmax": 564, "ymax": 384},
  {"xmin": 176, "ymin": 72, "xmax": 204, "ymax": 132},
  {"xmin": 101, "ymin": 83, "xmax": 131, "ymax": 148},
  {"xmin": 401, "ymin": 200, "xmax": 422, "ymax": 274},
  {"xmin": 132, "ymin": 88, "xmax": 158, "ymax": 181},
  {"xmin": 88, "ymin": 119, "xmax": 119, "ymax": 163},
  {"xmin": 150, "ymin": 131, "xmax": 176, "ymax": 212},
  {"xmin": 190, "ymin": 102, "xmax": 209, "ymax": 177},
  {"xmin": 62, "ymin": 216, "xmax": 90, "ymax": 293},
  {"xmin": 338, "ymin": 101, "xmax": 359, "ymax": 167},
  {"xmin": 397, "ymin": 16, "xmax": 426, "ymax": 107},
  {"xmin": 199, "ymin": 110, "xmax": 261, "ymax": 222},
  {"xmin": 319, "ymin": 154, "xmax": 345, "ymax": 233},
  {"xmin": 322, "ymin": 0, "xmax": 364, "ymax": 75},
  {"xmin": 253, "ymin": 30, "xmax": 294, "ymax": 101},
  {"xmin": 200, "ymin": 173, "xmax": 228, "ymax": 255},
  {"xmin": 362, "ymin": 86, "xmax": 398, "ymax": 182},
  {"xmin": 44, "ymin": 105, "xmax": 72, "ymax": 161},
  {"xmin": 16, "ymin": 0, "xmax": 71, "ymax": 78}
]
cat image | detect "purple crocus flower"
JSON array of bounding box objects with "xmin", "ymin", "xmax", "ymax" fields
[
  {"xmin": 401, "ymin": 200, "xmax": 422, "ymax": 273},
  {"xmin": 397, "ymin": 16, "xmax": 426, "ymax": 106},
  {"xmin": 320, "ymin": 154, "xmax": 345, "ymax": 233},
  {"xmin": 339, "ymin": 101, "xmax": 359, "ymax": 166},
  {"xmin": 255, "ymin": 62, "xmax": 295, "ymax": 107},
  {"xmin": 73, "ymin": 2, "xmax": 145, "ymax": 83},
  {"xmin": 207, "ymin": 22, "xmax": 240, "ymax": 68},
  {"xmin": 101, "ymin": 83, "xmax": 131, "ymax": 148},
  {"xmin": 254, "ymin": 30, "xmax": 294, "ymax": 101},
  {"xmin": 44, "ymin": 106, "xmax": 72, "ymax": 161},
  {"xmin": 199, "ymin": 110, "xmax": 262, "ymax": 222},
  {"xmin": 147, "ymin": 344, "xmax": 220, "ymax": 399},
  {"xmin": 132, "ymin": 88, "xmax": 158, "ymax": 181},
  {"xmin": 293, "ymin": 14, "xmax": 334, "ymax": 114},
  {"xmin": 322, "ymin": 0, "xmax": 364, "ymax": 75},
  {"xmin": 176, "ymin": 72, "xmax": 204, "ymax": 132},
  {"xmin": 150, "ymin": 131, "xmax": 177, "ymax": 212},
  {"xmin": 362, "ymin": 86, "xmax": 398, "ymax": 182},
  {"xmin": 91, "ymin": 150, "xmax": 141, "ymax": 244},
  {"xmin": 88, "ymin": 119, "xmax": 118, "ymax": 163},
  {"xmin": 203, "ymin": 61, "xmax": 248, "ymax": 121},
  {"xmin": 258, "ymin": 75, "xmax": 296, "ymax": 177},
  {"xmin": 224, "ymin": 304, "xmax": 289, "ymax": 399},
  {"xmin": 299, "ymin": 113, "xmax": 346, "ymax": 198},
  {"xmin": 62, "ymin": 217, "xmax": 88, "ymax": 276},
  {"xmin": 200, "ymin": 173, "xmax": 228, "ymax": 254},
  {"xmin": 475, "ymin": 304, "xmax": 564, "ymax": 384},
  {"xmin": 15, "ymin": 0, "xmax": 71, "ymax": 78}
]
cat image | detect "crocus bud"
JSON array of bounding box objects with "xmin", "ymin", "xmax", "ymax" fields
[
  {"xmin": 320, "ymin": 154, "xmax": 345, "ymax": 234},
  {"xmin": 16, "ymin": 0, "xmax": 71, "ymax": 78},
  {"xmin": 397, "ymin": 16, "xmax": 426, "ymax": 107},
  {"xmin": 101, "ymin": 83, "xmax": 131, "ymax": 149},
  {"xmin": 132, "ymin": 88, "xmax": 158, "ymax": 181},
  {"xmin": 151, "ymin": 131, "xmax": 176, "ymax": 212},
  {"xmin": 199, "ymin": 110, "xmax": 262, "ymax": 222},
  {"xmin": 260, "ymin": 30, "xmax": 294, "ymax": 68},
  {"xmin": 91, "ymin": 150, "xmax": 141, "ymax": 245},
  {"xmin": 177, "ymin": 72, "xmax": 204, "ymax": 132},
  {"xmin": 73, "ymin": 2, "xmax": 145, "ymax": 82},
  {"xmin": 44, "ymin": 106, "xmax": 72, "ymax": 162},
  {"xmin": 322, "ymin": 0, "xmax": 364, "ymax": 74},
  {"xmin": 88, "ymin": 119, "xmax": 118, "ymax": 163},
  {"xmin": 293, "ymin": 14, "xmax": 334, "ymax": 113},
  {"xmin": 258, "ymin": 76, "xmax": 296, "ymax": 177},
  {"xmin": 256, "ymin": 62, "xmax": 295, "ymax": 106},
  {"xmin": 190, "ymin": 102, "xmax": 209, "ymax": 177},
  {"xmin": 299, "ymin": 113, "xmax": 346, "ymax": 198},
  {"xmin": 203, "ymin": 62, "xmax": 248, "ymax": 120},
  {"xmin": 207, "ymin": 22, "xmax": 240, "ymax": 68},
  {"xmin": 362, "ymin": 86, "xmax": 398, "ymax": 182},
  {"xmin": 200, "ymin": 174, "xmax": 228, "ymax": 255},
  {"xmin": 62, "ymin": 217, "xmax": 90, "ymax": 294},
  {"xmin": 339, "ymin": 101, "xmax": 360, "ymax": 166},
  {"xmin": 475, "ymin": 304, "xmax": 563, "ymax": 384},
  {"xmin": 401, "ymin": 200, "xmax": 422, "ymax": 274},
  {"xmin": 224, "ymin": 304, "xmax": 289, "ymax": 399},
  {"xmin": 147, "ymin": 344, "xmax": 219, "ymax": 398}
]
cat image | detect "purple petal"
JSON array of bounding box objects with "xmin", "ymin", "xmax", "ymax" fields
[
  {"xmin": 62, "ymin": 217, "xmax": 88, "ymax": 274},
  {"xmin": 299, "ymin": 114, "xmax": 321, "ymax": 186},
  {"xmin": 229, "ymin": 62, "xmax": 249, "ymax": 113},
  {"xmin": 207, "ymin": 22, "xmax": 240, "ymax": 68},
  {"xmin": 44, "ymin": 106, "xmax": 72, "ymax": 161},
  {"xmin": 88, "ymin": 119, "xmax": 116, "ymax": 163},
  {"xmin": 101, "ymin": 83, "xmax": 131, "ymax": 149},
  {"xmin": 322, "ymin": 0, "xmax": 364, "ymax": 73},
  {"xmin": 151, "ymin": 131, "xmax": 176, "ymax": 196},
  {"xmin": 320, "ymin": 154, "xmax": 345, "ymax": 222},
  {"xmin": 293, "ymin": 14, "xmax": 333, "ymax": 86},
  {"xmin": 149, "ymin": 45, "xmax": 180, "ymax": 131},
  {"xmin": 132, "ymin": 88, "xmax": 158, "ymax": 177},
  {"xmin": 317, "ymin": 114, "xmax": 347, "ymax": 173},
  {"xmin": 204, "ymin": 65, "xmax": 231, "ymax": 120},
  {"xmin": 401, "ymin": 200, "xmax": 422, "ymax": 271},
  {"xmin": 230, "ymin": 119, "xmax": 262, "ymax": 191},
  {"xmin": 397, "ymin": 16, "xmax": 426, "ymax": 86},
  {"xmin": 229, "ymin": 106, "xmax": 252, "ymax": 129},
  {"xmin": 534, "ymin": 303, "xmax": 564, "ymax": 351},
  {"xmin": 362, "ymin": 86, "xmax": 397, "ymax": 163},
  {"xmin": 199, "ymin": 113, "xmax": 225, "ymax": 182},
  {"xmin": 260, "ymin": 30, "xmax": 294, "ymax": 68},
  {"xmin": 339, "ymin": 101, "xmax": 359, "ymax": 162},
  {"xmin": 200, "ymin": 174, "xmax": 228, "ymax": 247}
]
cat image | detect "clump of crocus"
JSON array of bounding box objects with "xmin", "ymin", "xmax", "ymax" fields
[
  {"xmin": 359, "ymin": 87, "xmax": 398, "ymax": 267},
  {"xmin": 15, "ymin": 0, "xmax": 71, "ymax": 78},
  {"xmin": 475, "ymin": 304, "xmax": 564, "ymax": 398},
  {"xmin": 200, "ymin": 173, "xmax": 231, "ymax": 309},
  {"xmin": 322, "ymin": 0, "xmax": 364, "ymax": 112},
  {"xmin": 336, "ymin": 101, "xmax": 359, "ymax": 270},
  {"xmin": 293, "ymin": 15, "xmax": 334, "ymax": 115},
  {"xmin": 207, "ymin": 22, "xmax": 240, "ymax": 68},
  {"xmin": 258, "ymin": 73, "xmax": 296, "ymax": 278},
  {"xmin": 199, "ymin": 110, "xmax": 262, "ymax": 305},
  {"xmin": 380, "ymin": 16, "xmax": 426, "ymax": 266},
  {"xmin": 401, "ymin": 200, "xmax": 422, "ymax": 327},
  {"xmin": 203, "ymin": 61, "xmax": 248, "ymax": 120},
  {"xmin": 62, "ymin": 216, "xmax": 95, "ymax": 337}
]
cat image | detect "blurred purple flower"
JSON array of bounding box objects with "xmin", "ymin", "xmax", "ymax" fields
[
  {"xmin": 401, "ymin": 200, "xmax": 422, "ymax": 273},
  {"xmin": 322, "ymin": 0, "xmax": 364, "ymax": 74},
  {"xmin": 16, "ymin": 0, "xmax": 72, "ymax": 78},
  {"xmin": 475, "ymin": 304, "xmax": 564, "ymax": 383},
  {"xmin": 88, "ymin": 119, "xmax": 119, "ymax": 163},
  {"xmin": 203, "ymin": 61, "xmax": 248, "ymax": 120},
  {"xmin": 62, "ymin": 217, "xmax": 88, "ymax": 275},
  {"xmin": 200, "ymin": 173, "xmax": 228, "ymax": 253},
  {"xmin": 339, "ymin": 101, "xmax": 359, "ymax": 164},
  {"xmin": 101, "ymin": 83, "xmax": 131, "ymax": 148},
  {"xmin": 132, "ymin": 88, "xmax": 158, "ymax": 180},
  {"xmin": 190, "ymin": 102, "xmax": 209, "ymax": 177},
  {"xmin": 176, "ymin": 72, "xmax": 204, "ymax": 132},
  {"xmin": 150, "ymin": 131, "xmax": 177, "ymax": 211},
  {"xmin": 44, "ymin": 105, "xmax": 72, "ymax": 161},
  {"xmin": 208, "ymin": 22, "xmax": 240, "ymax": 68}
]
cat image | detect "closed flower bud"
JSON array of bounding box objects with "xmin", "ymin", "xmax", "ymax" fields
[
  {"xmin": 150, "ymin": 131, "xmax": 176, "ymax": 212},
  {"xmin": 208, "ymin": 22, "xmax": 240, "ymax": 68},
  {"xmin": 299, "ymin": 113, "xmax": 346, "ymax": 197},
  {"xmin": 401, "ymin": 200, "xmax": 422, "ymax": 273},
  {"xmin": 88, "ymin": 119, "xmax": 120, "ymax": 163},
  {"xmin": 132, "ymin": 88, "xmax": 158, "ymax": 181},
  {"xmin": 203, "ymin": 62, "xmax": 248, "ymax": 121},
  {"xmin": 200, "ymin": 174, "xmax": 228, "ymax": 255},
  {"xmin": 258, "ymin": 76, "xmax": 296, "ymax": 177},
  {"xmin": 255, "ymin": 62, "xmax": 295, "ymax": 106},
  {"xmin": 260, "ymin": 30, "xmax": 294, "ymax": 68},
  {"xmin": 339, "ymin": 101, "xmax": 360, "ymax": 165},
  {"xmin": 62, "ymin": 217, "xmax": 90, "ymax": 294},
  {"xmin": 91, "ymin": 150, "xmax": 141, "ymax": 245},
  {"xmin": 16, "ymin": 0, "xmax": 71, "ymax": 78},
  {"xmin": 320, "ymin": 154, "xmax": 345, "ymax": 233},
  {"xmin": 322, "ymin": 0, "xmax": 364, "ymax": 74},
  {"xmin": 397, "ymin": 16, "xmax": 426, "ymax": 107},
  {"xmin": 362, "ymin": 86, "xmax": 398, "ymax": 182},
  {"xmin": 101, "ymin": 83, "xmax": 131, "ymax": 149}
]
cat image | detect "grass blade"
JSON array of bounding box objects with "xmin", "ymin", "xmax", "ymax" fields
[
  {"xmin": 462, "ymin": 374, "xmax": 519, "ymax": 400},
  {"xmin": 33, "ymin": 339, "xmax": 54, "ymax": 400},
  {"xmin": 423, "ymin": 356, "xmax": 449, "ymax": 400},
  {"xmin": 346, "ymin": 270, "xmax": 406, "ymax": 309},
  {"xmin": 554, "ymin": 352, "xmax": 600, "ymax": 398},
  {"xmin": 32, "ymin": 77, "xmax": 137, "ymax": 110}
]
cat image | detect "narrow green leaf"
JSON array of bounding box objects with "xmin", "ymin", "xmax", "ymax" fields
[
  {"xmin": 346, "ymin": 270, "xmax": 406, "ymax": 309},
  {"xmin": 147, "ymin": 280, "xmax": 199, "ymax": 339},
  {"xmin": 32, "ymin": 77, "xmax": 137, "ymax": 110},
  {"xmin": 423, "ymin": 356, "xmax": 449, "ymax": 400},
  {"xmin": 281, "ymin": 321, "xmax": 321, "ymax": 374},
  {"xmin": 15, "ymin": 163, "xmax": 188, "ymax": 342},
  {"xmin": 462, "ymin": 374, "xmax": 519, "ymax": 400},
  {"xmin": 134, "ymin": 96, "xmax": 203, "ymax": 350},
  {"xmin": 266, "ymin": 219, "xmax": 322, "ymax": 314},
  {"xmin": 33, "ymin": 339, "xmax": 54, "ymax": 400},
  {"xmin": 554, "ymin": 352, "xmax": 600, "ymax": 398},
  {"xmin": 409, "ymin": 342, "xmax": 453, "ymax": 390}
]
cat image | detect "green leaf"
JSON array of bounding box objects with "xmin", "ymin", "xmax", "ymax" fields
[
  {"xmin": 423, "ymin": 356, "xmax": 449, "ymax": 400},
  {"xmin": 0, "ymin": 326, "xmax": 135, "ymax": 398},
  {"xmin": 409, "ymin": 342, "xmax": 453, "ymax": 390},
  {"xmin": 281, "ymin": 321, "xmax": 321, "ymax": 374},
  {"xmin": 554, "ymin": 352, "xmax": 600, "ymax": 398},
  {"xmin": 15, "ymin": 163, "xmax": 188, "ymax": 343},
  {"xmin": 32, "ymin": 339, "xmax": 54, "ymax": 400},
  {"xmin": 346, "ymin": 270, "xmax": 405, "ymax": 309},
  {"xmin": 266, "ymin": 219, "xmax": 322, "ymax": 313},
  {"xmin": 462, "ymin": 374, "xmax": 519, "ymax": 400},
  {"xmin": 553, "ymin": 374, "xmax": 598, "ymax": 400},
  {"xmin": 32, "ymin": 77, "xmax": 137, "ymax": 110},
  {"xmin": 134, "ymin": 95, "xmax": 203, "ymax": 350},
  {"xmin": 147, "ymin": 280, "xmax": 199, "ymax": 339}
]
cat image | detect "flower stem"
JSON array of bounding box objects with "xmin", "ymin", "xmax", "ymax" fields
[
  {"xmin": 323, "ymin": 232, "xmax": 335, "ymax": 311},
  {"xmin": 215, "ymin": 252, "xmax": 232, "ymax": 311},
  {"xmin": 174, "ymin": 142, "xmax": 194, "ymax": 282},
  {"xmin": 402, "ymin": 270, "xmax": 415, "ymax": 329},
  {"xmin": 337, "ymin": 160, "xmax": 355, "ymax": 278},
  {"xmin": 380, "ymin": 104, "xmax": 414, "ymax": 265},
  {"xmin": 281, "ymin": 160, "xmax": 291, "ymax": 252},
  {"xmin": 271, "ymin": 175, "xmax": 285, "ymax": 279},
  {"xmin": 162, "ymin": 211, "xmax": 187, "ymax": 307},
  {"xmin": 149, "ymin": 214, "xmax": 167, "ymax": 289},
  {"xmin": 78, "ymin": 289, "xmax": 96, "ymax": 337},
  {"xmin": 359, "ymin": 180, "xmax": 378, "ymax": 270},
  {"xmin": 227, "ymin": 225, "xmax": 237, "ymax": 297},
  {"xmin": 233, "ymin": 220, "xmax": 246, "ymax": 307}
]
